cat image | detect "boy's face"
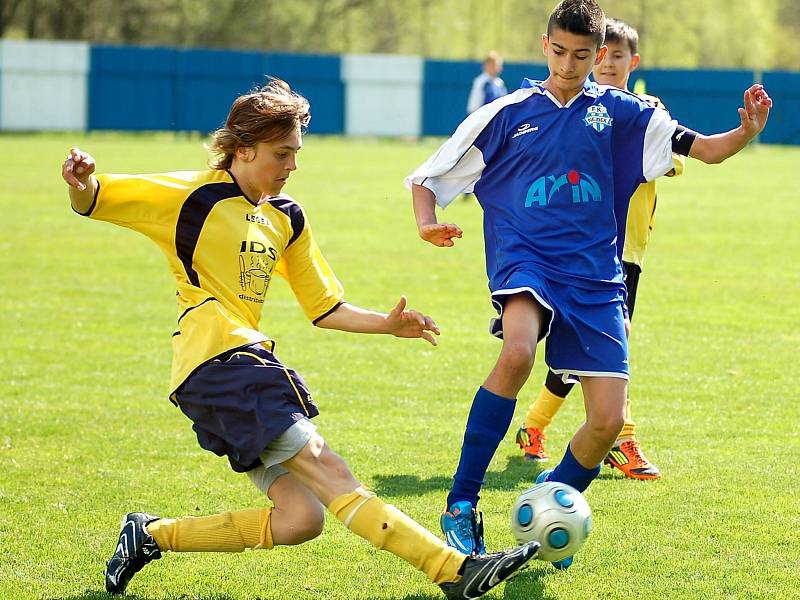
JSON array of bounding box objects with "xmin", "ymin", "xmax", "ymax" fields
[
  {"xmin": 236, "ymin": 126, "xmax": 302, "ymax": 197},
  {"xmin": 485, "ymin": 59, "xmax": 502, "ymax": 77},
  {"xmin": 542, "ymin": 27, "xmax": 606, "ymax": 98},
  {"xmin": 593, "ymin": 40, "xmax": 640, "ymax": 89}
]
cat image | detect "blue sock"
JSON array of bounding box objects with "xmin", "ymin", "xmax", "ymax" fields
[
  {"xmin": 549, "ymin": 443, "xmax": 601, "ymax": 493},
  {"xmin": 447, "ymin": 386, "xmax": 516, "ymax": 509}
]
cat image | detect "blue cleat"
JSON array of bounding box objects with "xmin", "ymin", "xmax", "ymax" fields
[
  {"xmin": 535, "ymin": 468, "xmax": 554, "ymax": 484},
  {"xmin": 441, "ymin": 500, "xmax": 486, "ymax": 556},
  {"xmin": 534, "ymin": 469, "xmax": 573, "ymax": 570}
]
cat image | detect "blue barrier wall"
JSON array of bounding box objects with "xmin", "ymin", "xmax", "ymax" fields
[
  {"xmin": 266, "ymin": 53, "xmax": 344, "ymax": 134},
  {"xmin": 1, "ymin": 38, "xmax": 794, "ymax": 143},
  {"xmin": 90, "ymin": 46, "xmax": 178, "ymax": 131},
  {"xmin": 761, "ymin": 71, "xmax": 800, "ymax": 145},
  {"xmin": 422, "ymin": 60, "xmax": 548, "ymax": 136},
  {"xmin": 629, "ymin": 68, "xmax": 755, "ymax": 133},
  {"xmin": 89, "ymin": 46, "xmax": 344, "ymax": 134}
]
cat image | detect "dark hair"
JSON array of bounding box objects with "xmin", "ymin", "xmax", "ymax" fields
[
  {"xmin": 208, "ymin": 78, "xmax": 311, "ymax": 170},
  {"xmin": 605, "ymin": 18, "xmax": 639, "ymax": 55},
  {"xmin": 547, "ymin": 0, "xmax": 606, "ymax": 50}
]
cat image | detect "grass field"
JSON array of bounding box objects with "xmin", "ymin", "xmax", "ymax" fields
[{"xmin": 2, "ymin": 133, "xmax": 799, "ymax": 600}]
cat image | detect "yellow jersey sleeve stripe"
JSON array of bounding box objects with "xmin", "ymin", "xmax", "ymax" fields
[
  {"xmin": 265, "ymin": 196, "xmax": 305, "ymax": 247},
  {"xmin": 175, "ymin": 181, "xmax": 244, "ymax": 287}
]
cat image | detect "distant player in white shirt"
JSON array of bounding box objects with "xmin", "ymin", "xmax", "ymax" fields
[{"xmin": 467, "ymin": 51, "xmax": 508, "ymax": 114}]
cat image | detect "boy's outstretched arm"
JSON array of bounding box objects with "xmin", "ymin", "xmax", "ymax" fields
[
  {"xmin": 687, "ymin": 84, "xmax": 772, "ymax": 164},
  {"xmin": 412, "ymin": 183, "xmax": 463, "ymax": 247},
  {"xmin": 315, "ymin": 296, "xmax": 440, "ymax": 346},
  {"xmin": 62, "ymin": 147, "xmax": 98, "ymax": 213}
]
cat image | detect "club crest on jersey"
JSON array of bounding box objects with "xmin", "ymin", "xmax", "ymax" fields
[
  {"xmin": 525, "ymin": 170, "xmax": 601, "ymax": 207},
  {"xmin": 583, "ymin": 103, "xmax": 613, "ymax": 132}
]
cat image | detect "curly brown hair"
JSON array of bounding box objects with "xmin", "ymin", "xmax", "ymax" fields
[{"xmin": 208, "ymin": 78, "xmax": 311, "ymax": 170}]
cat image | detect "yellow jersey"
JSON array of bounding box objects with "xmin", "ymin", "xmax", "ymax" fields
[
  {"xmin": 79, "ymin": 169, "xmax": 344, "ymax": 393},
  {"xmin": 622, "ymin": 93, "xmax": 686, "ymax": 268}
]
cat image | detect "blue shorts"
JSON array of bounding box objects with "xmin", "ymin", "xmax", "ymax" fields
[
  {"xmin": 174, "ymin": 344, "xmax": 318, "ymax": 473},
  {"xmin": 489, "ymin": 270, "xmax": 629, "ymax": 381}
]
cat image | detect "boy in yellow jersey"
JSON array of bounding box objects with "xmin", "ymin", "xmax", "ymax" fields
[
  {"xmin": 515, "ymin": 18, "xmax": 685, "ymax": 480},
  {"xmin": 61, "ymin": 80, "xmax": 538, "ymax": 598}
]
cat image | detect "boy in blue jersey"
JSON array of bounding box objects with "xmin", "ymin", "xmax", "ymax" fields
[
  {"xmin": 407, "ymin": 0, "xmax": 771, "ymax": 559},
  {"xmin": 467, "ymin": 51, "xmax": 508, "ymax": 114}
]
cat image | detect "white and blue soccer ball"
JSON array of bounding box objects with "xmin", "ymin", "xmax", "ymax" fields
[{"xmin": 510, "ymin": 481, "xmax": 592, "ymax": 562}]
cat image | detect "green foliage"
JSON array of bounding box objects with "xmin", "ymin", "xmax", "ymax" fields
[
  {"xmin": 1, "ymin": 0, "xmax": 799, "ymax": 69},
  {"xmin": 1, "ymin": 133, "xmax": 799, "ymax": 599}
]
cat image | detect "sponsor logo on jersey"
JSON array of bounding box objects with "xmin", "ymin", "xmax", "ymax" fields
[
  {"xmin": 238, "ymin": 240, "xmax": 278, "ymax": 302},
  {"xmin": 511, "ymin": 123, "xmax": 540, "ymax": 139},
  {"xmin": 525, "ymin": 170, "xmax": 602, "ymax": 207},
  {"xmin": 583, "ymin": 103, "xmax": 613, "ymax": 132}
]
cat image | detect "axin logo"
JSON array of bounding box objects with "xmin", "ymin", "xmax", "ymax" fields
[{"xmin": 525, "ymin": 170, "xmax": 602, "ymax": 207}]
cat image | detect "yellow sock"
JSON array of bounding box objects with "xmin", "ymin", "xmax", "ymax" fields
[
  {"xmin": 330, "ymin": 488, "xmax": 464, "ymax": 585},
  {"xmin": 616, "ymin": 397, "xmax": 636, "ymax": 443},
  {"xmin": 524, "ymin": 386, "xmax": 567, "ymax": 430},
  {"xmin": 147, "ymin": 508, "xmax": 273, "ymax": 552}
]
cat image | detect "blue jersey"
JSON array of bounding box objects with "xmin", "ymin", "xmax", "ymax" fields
[{"xmin": 408, "ymin": 79, "xmax": 678, "ymax": 293}]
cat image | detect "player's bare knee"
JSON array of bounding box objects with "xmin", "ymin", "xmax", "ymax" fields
[
  {"xmin": 587, "ymin": 413, "xmax": 624, "ymax": 442},
  {"xmin": 499, "ymin": 341, "xmax": 536, "ymax": 377},
  {"xmin": 294, "ymin": 501, "xmax": 325, "ymax": 542}
]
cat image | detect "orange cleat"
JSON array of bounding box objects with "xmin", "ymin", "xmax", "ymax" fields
[
  {"xmin": 604, "ymin": 440, "xmax": 662, "ymax": 480},
  {"xmin": 515, "ymin": 427, "xmax": 549, "ymax": 462}
]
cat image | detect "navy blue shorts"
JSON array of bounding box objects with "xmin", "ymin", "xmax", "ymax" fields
[
  {"xmin": 174, "ymin": 344, "xmax": 317, "ymax": 473},
  {"xmin": 489, "ymin": 270, "xmax": 629, "ymax": 381}
]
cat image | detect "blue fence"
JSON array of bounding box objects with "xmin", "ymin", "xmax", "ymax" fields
[
  {"xmin": 2, "ymin": 39, "xmax": 797, "ymax": 144},
  {"xmin": 89, "ymin": 46, "xmax": 344, "ymax": 134},
  {"xmin": 761, "ymin": 71, "xmax": 800, "ymax": 145},
  {"xmin": 422, "ymin": 60, "xmax": 548, "ymax": 136}
]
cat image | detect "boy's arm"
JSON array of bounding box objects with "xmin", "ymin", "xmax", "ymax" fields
[
  {"xmin": 62, "ymin": 147, "xmax": 98, "ymax": 213},
  {"xmin": 314, "ymin": 296, "xmax": 440, "ymax": 346},
  {"xmin": 412, "ymin": 183, "xmax": 463, "ymax": 247},
  {"xmin": 685, "ymin": 84, "xmax": 772, "ymax": 164}
]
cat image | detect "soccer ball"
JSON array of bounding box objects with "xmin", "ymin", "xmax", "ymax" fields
[{"xmin": 510, "ymin": 481, "xmax": 592, "ymax": 562}]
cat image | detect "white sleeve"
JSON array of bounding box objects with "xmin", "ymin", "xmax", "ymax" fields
[
  {"xmin": 467, "ymin": 74, "xmax": 485, "ymax": 114},
  {"xmin": 643, "ymin": 107, "xmax": 679, "ymax": 182},
  {"xmin": 406, "ymin": 87, "xmax": 534, "ymax": 208}
]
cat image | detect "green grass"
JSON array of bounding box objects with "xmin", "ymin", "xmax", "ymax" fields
[{"xmin": 1, "ymin": 132, "xmax": 799, "ymax": 600}]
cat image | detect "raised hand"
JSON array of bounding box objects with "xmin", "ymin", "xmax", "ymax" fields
[
  {"xmin": 385, "ymin": 296, "xmax": 441, "ymax": 345},
  {"xmin": 62, "ymin": 147, "xmax": 96, "ymax": 190},
  {"xmin": 418, "ymin": 223, "xmax": 463, "ymax": 247},
  {"xmin": 738, "ymin": 84, "xmax": 773, "ymax": 138}
]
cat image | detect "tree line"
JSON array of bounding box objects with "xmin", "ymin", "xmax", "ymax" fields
[{"xmin": 1, "ymin": 0, "xmax": 798, "ymax": 70}]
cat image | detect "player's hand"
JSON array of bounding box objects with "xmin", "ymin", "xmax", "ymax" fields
[
  {"xmin": 738, "ymin": 84, "xmax": 772, "ymax": 138},
  {"xmin": 419, "ymin": 223, "xmax": 463, "ymax": 247},
  {"xmin": 62, "ymin": 147, "xmax": 96, "ymax": 191},
  {"xmin": 385, "ymin": 296, "xmax": 440, "ymax": 346}
]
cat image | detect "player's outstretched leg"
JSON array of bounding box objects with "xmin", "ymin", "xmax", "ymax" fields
[
  {"xmin": 105, "ymin": 512, "xmax": 162, "ymax": 594},
  {"xmin": 516, "ymin": 369, "xmax": 576, "ymax": 461},
  {"xmin": 284, "ymin": 434, "xmax": 540, "ymax": 597}
]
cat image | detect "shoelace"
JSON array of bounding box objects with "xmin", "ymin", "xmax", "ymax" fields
[
  {"xmin": 453, "ymin": 511, "xmax": 476, "ymax": 545},
  {"xmin": 620, "ymin": 440, "xmax": 649, "ymax": 467},
  {"xmin": 471, "ymin": 509, "xmax": 485, "ymax": 552}
]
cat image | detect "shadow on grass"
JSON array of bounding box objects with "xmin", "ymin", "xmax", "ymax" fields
[
  {"xmin": 52, "ymin": 593, "xmax": 237, "ymax": 600},
  {"xmin": 372, "ymin": 452, "xmax": 623, "ymax": 499},
  {"xmin": 396, "ymin": 565, "xmax": 556, "ymax": 600},
  {"xmin": 504, "ymin": 566, "xmax": 559, "ymax": 600},
  {"xmin": 371, "ymin": 454, "xmax": 550, "ymax": 497}
]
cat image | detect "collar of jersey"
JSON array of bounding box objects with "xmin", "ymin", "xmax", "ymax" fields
[{"xmin": 520, "ymin": 78, "xmax": 599, "ymax": 108}]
